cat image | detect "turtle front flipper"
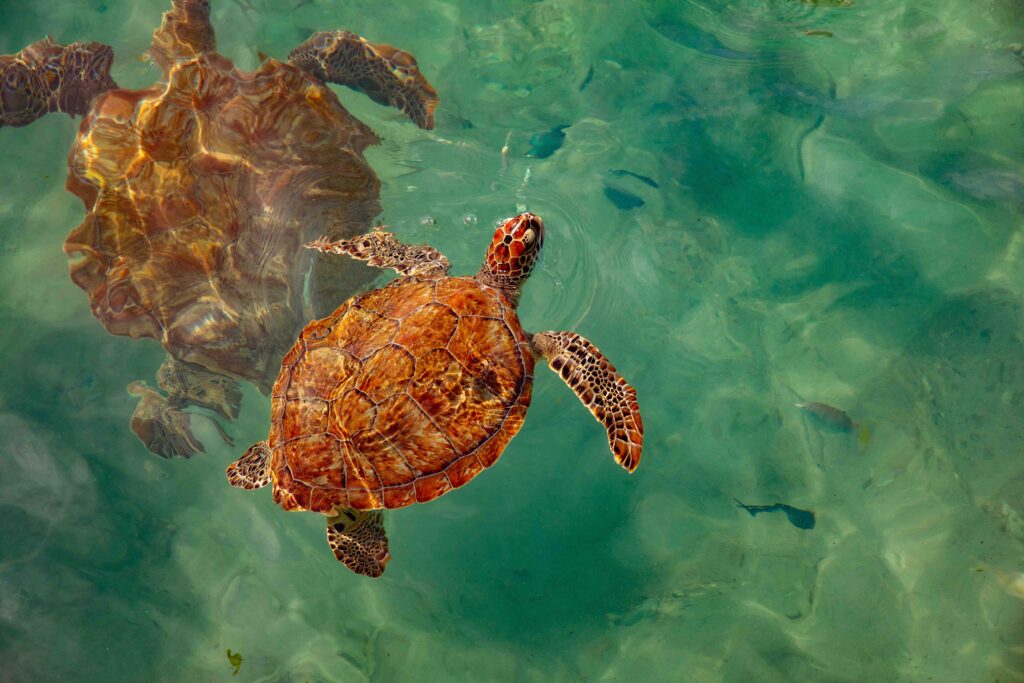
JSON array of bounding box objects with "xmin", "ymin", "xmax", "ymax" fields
[
  {"xmin": 127, "ymin": 381, "xmax": 206, "ymax": 458},
  {"xmin": 306, "ymin": 229, "xmax": 450, "ymax": 278},
  {"xmin": 226, "ymin": 441, "xmax": 271, "ymax": 490},
  {"xmin": 327, "ymin": 509, "xmax": 391, "ymax": 578},
  {"xmin": 288, "ymin": 31, "xmax": 439, "ymax": 129},
  {"xmin": 531, "ymin": 331, "xmax": 644, "ymax": 472},
  {"xmin": 0, "ymin": 38, "xmax": 116, "ymax": 128},
  {"xmin": 157, "ymin": 356, "xmax": 241, "ymax": 421}
]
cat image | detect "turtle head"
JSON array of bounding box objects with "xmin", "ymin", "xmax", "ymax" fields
[{"xmin": 478, "ymin": 213, "xmax": 544, "ymax": 304}]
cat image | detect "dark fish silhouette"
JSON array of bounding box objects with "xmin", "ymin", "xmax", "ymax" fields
[
  {"xmin": 648, "ymin": 19, "xmax": 757, "ymax": 61},
  {"xmin": 796, "ymin": 401, "xmax": 872, "ymax": 448},
  {"xmin": 580, "ymin": 64, "xmax": 594, "ymax": 91},
  {"xmin": 609, "ymin": 169, "xmax": 660, "ymax": 188},
  {"xmin": 603, "ymin": 185, "xmax": 644, "ymax": 210},
  {"xmin": 735, "ymin": 498, "xmax": 816, "ymax": 530},
  {"xmin": 796, "ymin": 401, "xmax": 855, "ymax": 432},
  {"xmin": 527, "ymin": 124, "xmax": 570, "ymax": 158}
]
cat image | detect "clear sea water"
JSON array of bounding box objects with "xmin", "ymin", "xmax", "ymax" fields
[{"xmin": 2, "ymin": 0, "xmax": 1024, "ymax": 681}]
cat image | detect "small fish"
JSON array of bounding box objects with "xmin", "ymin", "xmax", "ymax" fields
[
  {"xmin": 603, "ymin": 185, "xmax": 644, "ymax": 210},
  {"xmin": 526, "ymin": 124, "xmax": 569, "ymax": 159},
  {"xmin": 796, "ymin": 401, "xmax": 856, "ymax": 432},
  {"xmin": 804, "ymin": 30, "xmax": 834, "ymax": 38},
  {"xmin": 579, "ymin": 64, "xmax": 594, "ymax": 92},
  {"xmin": 439, "ymin": 112, "xmax": 474, "ymax": 130},
  {"xmin": 735, "ymin": 498, "xmax": 816, "ymax": 530},
  {"xmin": 608, "ymin": 169, "xmax": 660, "ymax": 188},
  {"xmin": 226, "ymin": 649, "xmax": 243, "ymax": 676}
]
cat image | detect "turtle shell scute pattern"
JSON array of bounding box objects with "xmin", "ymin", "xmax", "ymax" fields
[{"xmin": 269, "ymin": 276, "xmax": 534, "ymax": 512}]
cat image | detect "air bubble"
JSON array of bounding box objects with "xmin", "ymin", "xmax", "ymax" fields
[{"xmin": 463, "ymin": 213, "xmax": 478, "ymax": 225}]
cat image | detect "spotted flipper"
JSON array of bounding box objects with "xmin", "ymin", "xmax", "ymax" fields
[
  {"xmin": 127, "ymin": 381, "xmax": 205, "ymax": 458},
  {"xmin": 226, "ymin": 441, "xmax": 271, "ymax": 490},
  {"xmin": 0, "ymin": 38, "xmax": 116, "ymax": 128},
  {"xmin": 327, "ymin": 509, "xmax": 391, "ymax": 578},
  {"xmin": 305, "ymin": 229, "xmax": 450, "ymax": 278},
  {"xmin": 531, "ymin": 331, "xmax": 644, "ymax": 472},
  {"xmin": 288, "ymin": 31, "xmax": 439, "ymax": 129}
]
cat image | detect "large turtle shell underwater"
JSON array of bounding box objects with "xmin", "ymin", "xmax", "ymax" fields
[
  {"xmin": 269, "ymin": 274, "xmax": 535, "ymax": 512},
  {"xmin": 0, "ymin": 0, "xmax": 437, "ymax": 458},
  {"xmin": 63, "ymin": 10, "xmax": 388, "ymax": 389}
]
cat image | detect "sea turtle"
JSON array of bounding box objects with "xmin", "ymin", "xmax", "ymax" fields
[
  {"xmin": 226, "ymin": 213, "xmax": 644, "ymax": 577},
  {"xmin": 0, "ymin": 0, "xmax": 438, "ymax": 458}
]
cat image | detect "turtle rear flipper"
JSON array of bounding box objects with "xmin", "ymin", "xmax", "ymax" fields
[
  {"xmin": 531, "ymin": 331, "xmax": 644, "ymax": 472},
  {"xmin": 127, "ymin": 381, "xmax": 205, "ymax": 458},
  {"xmin": 0, "ymin": 38, "xmax": 116, "ymax": 128},
  {"xmin": 157, "ymin": 356, "xmax": 242, "ymax": 421},
  {"xmin": 288, "ymin": 31, "xmax": 439, "ymax": 129},
  {"xmin": 327, "ymin": 509, "xmax": 391, "ymax": 578}
]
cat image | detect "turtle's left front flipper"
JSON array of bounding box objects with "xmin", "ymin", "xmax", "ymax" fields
[
  {"xmin": 0, "ymin": 38, "xmax": 116, "ymax": 128},
  {"xmin": 531, "ymin": 331, "xmax": 644, "ymax": 472},
  {"xmin": 288, "ymin": 31, "xmax": 439, "ymax": 129}
]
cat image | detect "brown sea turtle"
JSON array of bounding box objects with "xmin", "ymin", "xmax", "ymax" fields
[
  {"xmin": 0, "ymin": 0, "xmax": 438, "ymax": 458},
  {"xmin": 226, "ymin": 213, "xmax": 644, "ymax": 577}
]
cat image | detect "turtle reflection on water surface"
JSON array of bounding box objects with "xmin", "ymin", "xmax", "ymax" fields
[
  {"xmin": 0, "ymin": 0, "xmax": 438, "ymax": 458},
  {"xmin": 227, "ymin": 214, "xmax": 645, "ymax": 577}
]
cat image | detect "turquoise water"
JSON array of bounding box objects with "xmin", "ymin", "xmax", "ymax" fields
[{"xmin": 2, "ymin": 0, "xmax": 1024, "ymax": 680}]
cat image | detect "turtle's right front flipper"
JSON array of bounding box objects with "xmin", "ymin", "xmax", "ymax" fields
[
  {"xmin": 531, "ymin": 331, "xmax": 644, "ymax": 472},
  {"xmin": 0, "ymin": 38, "xmax": 116, "ymax": 128},
  {"xmin": 288, "ymin": 31, "xmax": 439, "ymax": 129}
]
